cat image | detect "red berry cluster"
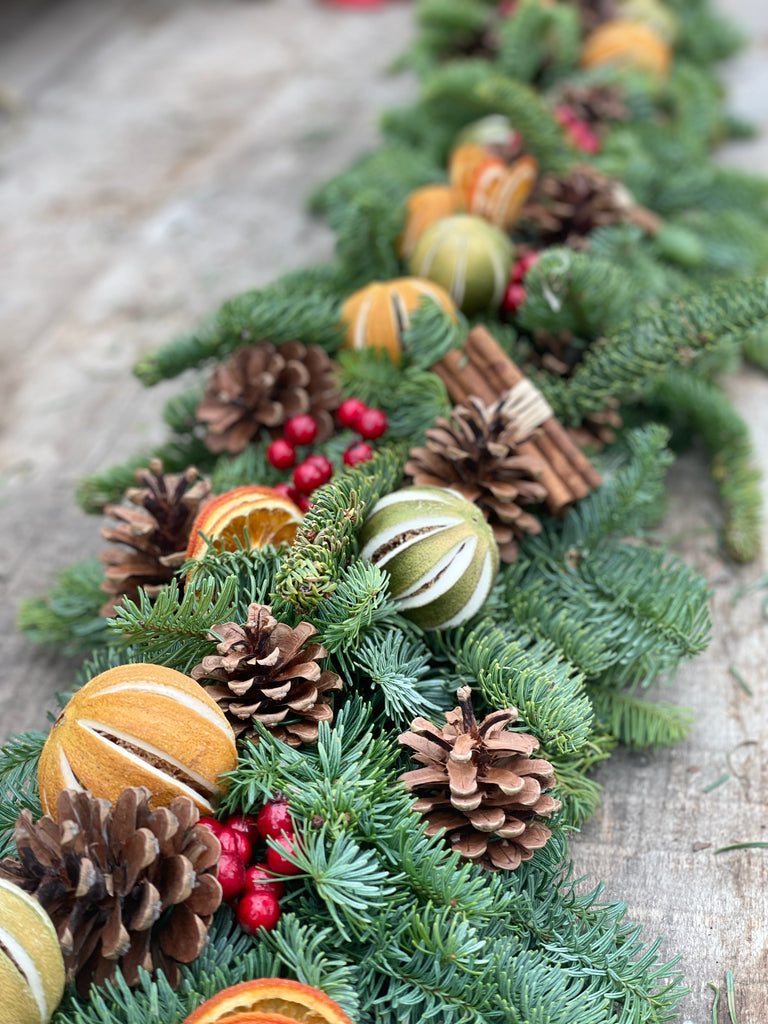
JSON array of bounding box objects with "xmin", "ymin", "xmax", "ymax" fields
[
  {"xmin": 502, "ymin": 250, "xmax": 540, "ymax": 317},
  {"xmin": 267, "ymin": 404, "xmax": 388, "ymax": 510},
  {"xmin": 554, "ymin": 105, "xmax": 601, "ymax": 155},
  {"xmin": 200, "ymin": 797, "xmax": 301, "ymax": 935}
]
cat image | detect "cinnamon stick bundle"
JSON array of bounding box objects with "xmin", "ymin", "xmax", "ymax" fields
[{"xmin": 432, "ymin": 325, "xmax": 602, "ymax": 515}]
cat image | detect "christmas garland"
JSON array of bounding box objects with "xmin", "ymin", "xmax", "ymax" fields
[{"xmin": 3, "ymin": 1, "xmax": 768, "ymax": 1022}]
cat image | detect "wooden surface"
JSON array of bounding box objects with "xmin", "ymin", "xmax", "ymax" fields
[{"xmin": 0, "ymin": 2, "xmax": 766, "ymax": 1021}]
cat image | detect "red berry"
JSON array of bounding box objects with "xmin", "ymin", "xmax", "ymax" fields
[
  {"xmin": 297, "ymin": 494, "xmax": 314, "ymax": 513},
  {"xmin": 554, "ymin": 104, "xmax": 578, "ymax": 127},
  {"xmin": 336, "ymin": 397, "xmax": 368, "ymax": 429},
  {"xmin": 284, "ymin": 414, "xmax": 319, "ymax": 447},
  {"xmin": 244, "ymin": 863, "xmax": 286, "ymax": 898},
  {"xmin": 236, "ymin": 890, "xmax": 281, "ymax": 934},
  {"xmin": 343, "ymin": 441, "xmax": 375, "ymax": 467},
  {"xmin": 198, "ymin": 816, "xmax": 224, "ymax": 836},
  {"xmin": 224, "ymin": 813, "xmax": 260, "ymax": 849},
  {"xmin": 304, "ymin": 453, "xmax": 333, "ymax": 483},
  {"xmin": 293, "ymin": 459, "xmax": 326, "ymax": 494},
  {"xmin": 356, "ymin": 407, "xmax": 388, "ymax": 440},
  {"xmin": 217, "ymin": 851, "xmax": 246, "ymax": 902},
  {"xmin": 503, "ymin": 282, "xmax": 527, "ymax": 316},
  {"xmin": 272, "ymin": 482, "xmax": 301, "ymax": 505},
  {"xmin": 266, "ymin": 438, "xmax": 297, "ymax": 470},
  {"xmin": 512, "ymin": 251, "xmax": 540, "ymax": 282},
  {"xmin": 256, "ymin": 799, "xmax": 294, "ymax": 841},
  {"xmin": 569, "ymin": 122, "xmax": 601, "ymax": 154},
  {"xmin": 218, "ymin": 826, "xmax": 252, "ymax": 865},
  {"xmin": 266, "ymin": 833, "xmax": 303, "ymax": 875}
]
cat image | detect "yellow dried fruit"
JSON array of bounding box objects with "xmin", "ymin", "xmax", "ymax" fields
[
  {"xmin": 0, "ymin": 879, "xmax": 65, "ymax": 1024},
  {"xmin": 38, "ymin": 663, "xmax": 238, "ymax": 818}
]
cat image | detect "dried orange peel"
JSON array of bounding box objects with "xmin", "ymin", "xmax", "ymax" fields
[
  {"xmin": 182, "ymin": 978, "xmax": 353, "ymax": 1024},
  {"xmin": 186, "ymin": 485, "xmax": 303, "ymax": 561}
]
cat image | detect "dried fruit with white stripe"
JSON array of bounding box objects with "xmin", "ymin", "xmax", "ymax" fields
[
  {"xmin": 37, "ymin": 664, "xmax": 238, "ymax": 818},
  {"xmin": 359, "ymin": 486, "xmax": 499, "ymax": 630},
  {"xmin": 0, "ymin": 878, "xmax": 65, "ymax": 1024},
  {"xmin": 398, "ymin": 687, "xmax": 561, "ymax": 871}
]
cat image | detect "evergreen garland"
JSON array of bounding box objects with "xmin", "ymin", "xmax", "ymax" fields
[{"xmin": 5, "ymin": 1, "xmax": 768, "ymax": 1021}]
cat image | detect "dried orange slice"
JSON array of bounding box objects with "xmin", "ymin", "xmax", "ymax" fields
[
  {"xmin": 182, "ymin": 978, "xmax": 353, "ymax": 1024},
  {"xmin": 186, "ymin": 485, "xmax": 303, "ymax": 561}
]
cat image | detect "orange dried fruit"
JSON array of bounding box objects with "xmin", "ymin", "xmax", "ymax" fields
[
  {"xmin": 397, "ymin": 183, "xmax": 457, "ymax": 258},
  {"xmin": 186, "ymin": 485, "xmax": 303, "ymax": 561},
  {"xmin": 466, "ymin": 154, "xmax": 538, "ymax": 232},
  {"xmin": 339, "ymin": 276, "xmax": 458, "ymax": 365},
  {"xmin": 37, "ymin": 663, "xmax": 238, "ymax": 818},
  {"xmin": 182, "ymin": 978, "xmax": 353, "ymax": 1024},
  {"xmin": 580, "ymin": 19, "xmax": 672, "ymax": 79}
]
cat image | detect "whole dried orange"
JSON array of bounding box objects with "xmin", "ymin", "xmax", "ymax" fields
[
  {"xmin": 37, "ymin": 663, "xmax": 238, "ymax": 818},
  {"xmin": 186, "ymin": 485, "xmax": 303, "ymax": 561},
  {"xmin": 182, "ymin": 978, "xmax": 353, "ymax": 1024}
]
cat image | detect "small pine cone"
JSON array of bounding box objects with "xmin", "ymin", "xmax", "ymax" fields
[
  {"xmin": 553, "ymin": 81, "xmax": 630, "ymax": 126},
  {"xmin": 566, "ymin": 397, "xmax": 623, "ymax": 450},
  {"xmin": 404, "ymin": 395, "xmax": 548, "ymax": 563},
  {"xmin": 0, "ymin": 787, "xmax": 222, "ymax": 995},
  {"xmin": 195, "ymin": 341, "xmax": 341, "ymax": 454},
  {"xmin": 399, "ymin": 687, "xmax": 561, "ymax": 871},
  {"xmin": 191, "ymin": 603, "xmax": 343, "ymax": 747},
  {"xmin": 99, "ymin": 459, "xmax": 211, "ymax": 616},
  {"xmin": 517, "ymin": 164, "xmax": 636, "ymax": 250}
]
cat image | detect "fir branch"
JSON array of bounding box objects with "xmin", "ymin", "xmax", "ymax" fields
[
  {"xmin": 349, "ymin": 628, "xmax": 443, "ymax": 726},
  {"xmin": 183, "ymin": 545, "xmax": 282, "ymax": 621},
  {"xmin": 652, "ymin": 370, "xmax": 763, "ymax": 562},
  {"xmin": 544, "ymin": 734, "xmax": 615, "ymax": 828},
  {"xmin": 268, "ymin": 827, "xmax": 398, "ymax": 942},
  {"xmin": 0, "ymin": 731, "xmax": 45, "ymax": 857},
  {"xmin": 550, "ymin": 278, "xmax": 768, "ymax": 425},
  {"xmin": 106, "ymin": 576, "xmax": 240, "ymax": 673},
  {"xmin": 431, "ymin": 620, "xmax": 594, "ymax": 755},
  {"xmin": 518, "ymin": 247, "xmax": 643, "ymax": 341},
  {"xmin": 332, "ymin": 188, "xmax": 404, "ymax": 291},
  {"xmin": 133, "ymin": 287, "xmax": 345, "ymax": 386},
  {"xmin": 588, "ymin": 687, "xmax": 694, "ymax": 749},
  {"xmin": 17, "ymin": 557, "xmax": 110, "ymax": 653},
  {"xmin": 272, "ymin": 444, "xmax": 406, "ymax": 616},
  {"xmin": 309, "ymin": 561, "xmax": 400, "ymax": 654},
  {"xmin": 209, "ymin": 442, "xmax": 284, "ymax": 494},
  {"xmin": 401, "ymin": 299, "xmax": 468, "ymax": 370}
]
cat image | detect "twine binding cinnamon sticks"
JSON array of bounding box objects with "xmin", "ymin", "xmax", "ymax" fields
[{"xmin": 432, "ymin": 325, "xmax": 602, "ymax": 515}]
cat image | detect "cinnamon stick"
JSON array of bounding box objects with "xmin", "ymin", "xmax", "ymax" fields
[{"xmin": 466, "ymin": 326, "xmax": 603, "ymax": 490}]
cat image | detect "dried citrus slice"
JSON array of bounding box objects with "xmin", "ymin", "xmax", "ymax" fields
[
  {"xmin": 182, "ymin": 978, "xmax": 353, "ymax": 1024},
  {"xmin": 186, "ymin": 486, "xmax": 303, "ymax": 561}
]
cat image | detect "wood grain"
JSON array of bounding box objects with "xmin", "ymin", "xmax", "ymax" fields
[{"xmin": 0, "ymin": 1, "xmax": 766, "ymax": 1021}]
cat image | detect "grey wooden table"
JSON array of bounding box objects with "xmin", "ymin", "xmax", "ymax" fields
[{"xmin": 0, "ymin": 1, "xmax": 766, "ymax": 1020}]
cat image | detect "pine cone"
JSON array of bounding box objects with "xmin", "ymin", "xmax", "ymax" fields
[
  {"xmin": 553, "ymin": 81, "xmax": 630, "ymax": 126},
  {"xmin": 0, "ymin": 787, "xmax": 221, "ymax": 995},
  {"xmin": 517, "ymin": 164, "xmax": 635, "ymax": 250},
  {"xmin": 399, "ymin": 687, "xmax": 561, "ymax": 871},
  {"xmin": 566, "ymin": 397, "xmax": 623, "ymax": 449},
  {"xmin": 195, "ymin": 341, "xmax": 341, "ymax": 454},
  {"xmin": 191, "ymin": 603, "xmax": 343, "ymax": 747},
  {"xmin": 404, "ymin": 395, "xmax": 548, "ymax": 563},
  {"xmin": 99, "ymin": 459, "xmax": 211, "ymax": 616}
]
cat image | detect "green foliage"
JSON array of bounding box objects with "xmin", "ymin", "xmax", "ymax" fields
[
  {"xmin": 588, "ymin": 688, "xmax": 694, "ymax": 749},
  {"xmin": 18, "ymin": 557, "xmax": 110, "ymax": 653},
  {"xmin": 0, "ymin": 731, "xmax": 45, "ymax": 858},
  {"xmin": 651, "ymin": 370, "xmax": 763, "ymax": 562},
  {"xmin": 133, "ymin": 285, "xmax": 346, "ymax": 386}
]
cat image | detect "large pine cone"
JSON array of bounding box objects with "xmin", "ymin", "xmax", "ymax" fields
[
  {"xmin": 0, "ymin": 787, "xmax": 221, "ymax": 995},
  {"xmin": 517, "ymin": 164, "xmax": 635, "ymax": 250},
  {"xmin": 100, "ymin": 459, "xmax": 211, "ymax": 616},
  {"xmin": 399, "ymin": 688, "xmax": 561, "ymax": 871},
  {"xmin": 195, "ymin": 341, "xmax": 341, "ymax": 454},
  {"xmin": 191, "ymin": 603, "xmax": 343, "ymax": 747},
  {"xmin": 404, "ymin": 395, "xmax": 548, "ymax": 563}
]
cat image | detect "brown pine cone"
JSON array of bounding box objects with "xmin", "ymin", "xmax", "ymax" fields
[
  {"xmin": 552, "ymin": 81, "xmax": 630, "ymax": 126},
  {"xmin": 0, "ymin": 787, "xmax": 222, "ymax": 995},
  {"xmin": 399, "ymin": 687, "xmax": 561, "ymax": 871},
  {"xmin": 195, "ymin": 341, "xmax": 341, "ymax": 454},
  {"xmin": 404, "ymin": 395, "xmax": 548, "ymax": 563},
  {"xmin": 517, "ymin": 164, "xmax": 636, "ymax": 250},
  {"xmin": 99, "ymin": 459, "xmax": 211, "ymax": 616},
  {"xmin": 191, "ymin": 603, "xmax": 343, "ymax": 747}
]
